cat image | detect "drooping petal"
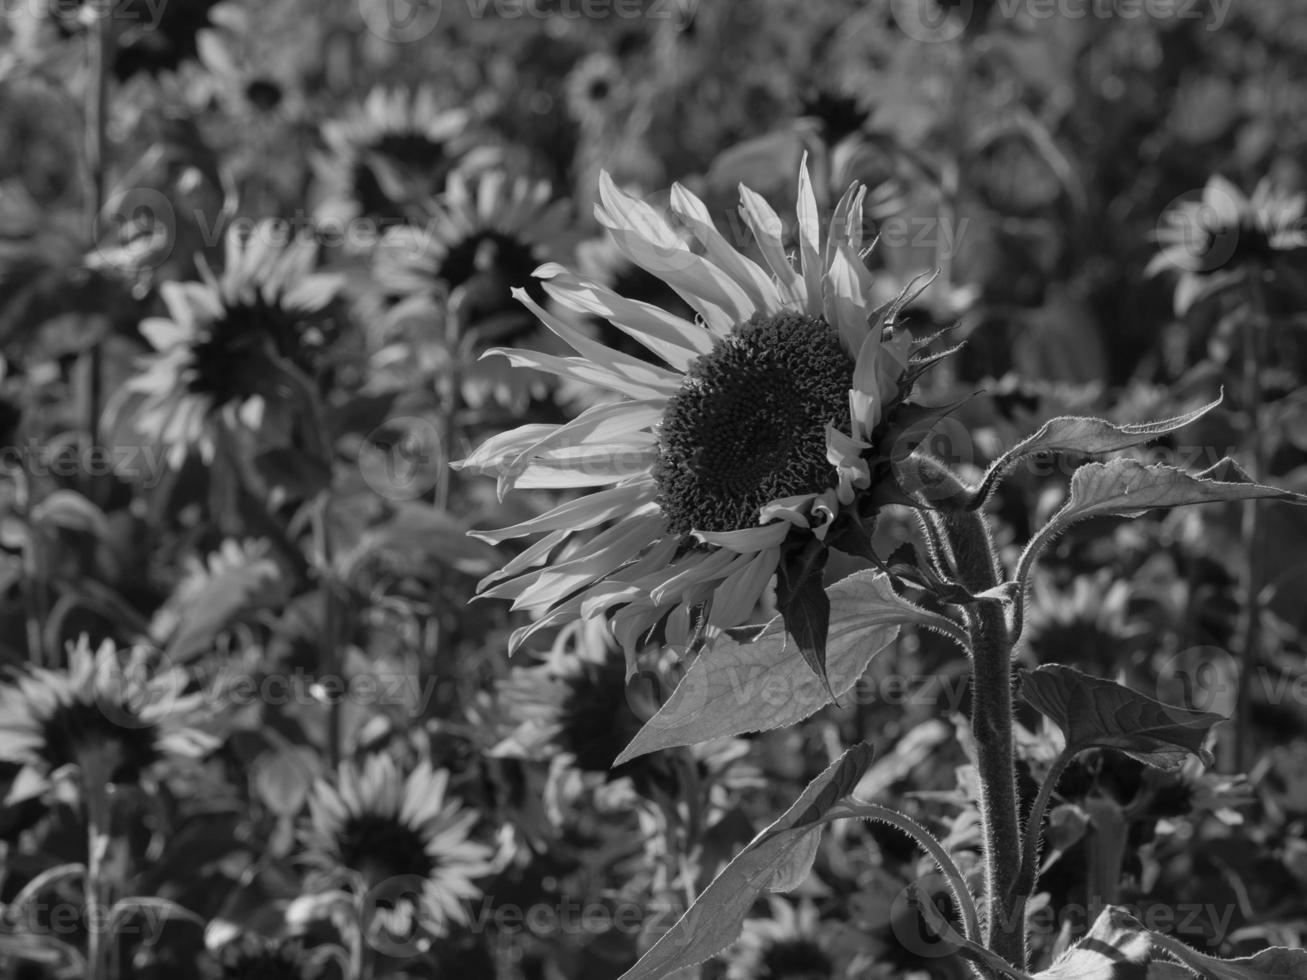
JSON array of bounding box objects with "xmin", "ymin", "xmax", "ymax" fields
[
  {"xmin": 693, "ymin": 521, "xmax": 791, "ymax": 553},
  {"xmin": 469, "ymin": 480, "xmax": 656, "ymax": 543},
  {"xmin": 707, "ymin": 547, "xmax": 779, "ymax": 629},
  {"xmin": 535, "ymin": 264, "xmax": 713, "ymax": 369}
]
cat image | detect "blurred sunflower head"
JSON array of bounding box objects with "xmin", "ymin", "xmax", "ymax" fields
[
  {"xmin": 724, "ymin": 898, "xmax": 836, "ymax": 980},
  {"xmin": 314, "ymin": 86, "xmax": 498, "ymax": 231},
  {"xmin": 300, "ymin": 755, "xmax": 493, "ymax": 945},
  {"xmin": 117, "ymin": 220, "xmax": 343, "ymax": 468},
  {"xmin": 492, "ymin": 618, "xmax": 645, "ymax": 775},
  {"xmin": 1022, "ymin": 572, "xmax": 1139, "ymax": 674},
  {"xmin": 1148, "ymin": 175, "xmax": 1307, "ymax": 314},
  {"xmin": 46, "ymin": 0, "xmax": 222, "ymax": 80},
  {"xmin": 0, "ymin": 636, "xmax": 215, "ymax": 806},
  {"xmin": 376, "ymin": 169, "xmax": 571, "ymax": 329},
  {"xmin": 460, "ymin": 163, "xmax": 945, "ymax": 665},
  {"xmin": 565, "ymin": 52, "xmax": 630, "ymax": 128}
]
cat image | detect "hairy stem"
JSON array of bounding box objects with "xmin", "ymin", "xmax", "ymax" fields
[
  {"xmin": 922, "ymin": 469, "xmax": 1025, "ymax": 970},
  {"xmin": 842, "ymin": 801, "xmax": 982, "ymax": 944},
  {"xmin": 1014, "ymin": 747, "xmax": 1074, "ymax": 898}
]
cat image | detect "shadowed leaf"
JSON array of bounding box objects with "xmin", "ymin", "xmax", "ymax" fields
[
  {"xmin": 615, "ymin": 571, "xmax": 962, "ymax": 764},
  {"xmin": 1020, "ymin": 665, "xmax": 1222, "ymax": 770},
  {"xmin": 617, "ymin": 744, "xmax": 875, "ymax": 980}
]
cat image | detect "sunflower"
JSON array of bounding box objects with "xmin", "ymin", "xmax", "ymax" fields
[
  {"xmin": 564, "ymin": 52, "xmax": 630, "ymax": 129},
  {"xmin": 723, "ymin": 898, "xmax": 837, "ymax": 980},
  {"xmin": 1147, "ymin": 175, "xmax": 1307, "ymax": 314},
  {"xmin": 44, "ymin": 0, "xmax": 223, "ymax": 81},
  {"xmin": 0, "ymin": 636, "xmax": 215, "ymax": 806},
  {"xmin": 492, "ymin": 618, "xmax": 646, "ymax": 775},
  {"xmin": 1021, "ymin": 572, "xmax": 1140, "ymax": 675},
  {"xmin": 114, "ymin": 220, "xmax": 343, "ymax": 468},
  {"xmin": 313, "ymin": 86, "xmax": 498, "ymax": 233},
  {"xmin": 372, "ymin": 170, "xmax": 573, "ymax": 409},
  {"xmin": 375, "ymin": 170, "xmax": 570, "ymax": 326},
  {"xmin": 299, "ymin": 755, "xmax": 494, "ymax": 946},
  {"xmin": 459, "ymin": 164, "xmax": 940, "ymax": 667}
]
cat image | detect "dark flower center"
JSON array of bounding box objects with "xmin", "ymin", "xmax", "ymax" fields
[
  {"xmin": 759, "ymin": 937, "xmax": 834, "ymax": 979},
  {"xmin": 655, "ymin": 311, "xmax": 853, "ymax": 536},
  {"xmin": 39, "ymin": 700, "xmax": 160, "ymax": 785},
  {"xmin": 244, "ymin": 79, "xmax": 283, "ymax": 113},
  {"xmin": 336, "ymin": 812, "xmax": 437, "ymax": 886},
  {"xmin": 439, "ymin": 232, "xmax": 545, "ymax": 328},
  {"xmin": 352, "ymin": 133, "xmax": 453, "ymax": 221},
  {"xmin": 186, "ymin": 300, "xmax": 319, "ymax": 406}
]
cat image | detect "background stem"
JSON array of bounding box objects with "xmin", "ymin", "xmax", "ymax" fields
[
  {"xmin": 1234, "ymin": 270, "xmax": 1267, "ymax": 773},
  {"xmin": 83, "ymin": 7, "xmax": 114, "ymax": 485},
  {"xmin": 1015, "ymin": 748, "xmax": 1074, "ymax": 899}
]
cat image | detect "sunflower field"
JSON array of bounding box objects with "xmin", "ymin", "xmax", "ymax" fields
[{"xmin": 5, "ymin": 1, "xmax": 1307, "ymax": 978}]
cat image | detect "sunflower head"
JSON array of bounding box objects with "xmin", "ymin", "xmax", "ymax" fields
[
  {"xmin": 461, "ymin": 162, "xmax": 952, "ymax": 674},
  {"xmin": 375, "ymin": 170, "xmax": 570, "ymax": 330},
  {"xmin": 1022, "ymin": 573, "xmax": 1138, "ymax": 674},
  {"xmin": 1148, "ymin": 175, "xmax": 1307, "ymax": 313},
  {"xmin": 0, "ymin": 636, "xmax": 216, "ymax": 805},
  {"xmin": 48, "ymin": 0, "xmax": 222, "ymax": 80},
  {"xmin": 118, "ymin": 221, "xmax": 343, "ymax": 467},
  {"xmin": 300, "ymin": 755, "xmax": 494, "ymax": 945},
  {"xmin": 565, "ymin": 52, "xmax": 630, "ymax": 127},
  {"xmin": 724, "ymin": 898, "xmax": 837, "ymax": 980},
  {"xmin": 493, "ymin": 619, "xmax": 645, "ymax": 774},
  {"xmin": 315, "ymin": 86, "xmax": 498, "ymax": 230}
]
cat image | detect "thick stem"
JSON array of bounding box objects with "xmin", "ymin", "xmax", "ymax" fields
[{"xmin": 933, "ymin": 502, "xmax": 1026, "ymax": 969}]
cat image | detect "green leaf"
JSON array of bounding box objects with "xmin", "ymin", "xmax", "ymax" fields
[
  {"xmin": 1019, "ymin": 665, "xmax": 1222, "ymax": 770},
  {"xmin": 970, "ymin": 395, "xmax": 1223, "ymax": 507},
  {"xmin": 252, "ymin": 745, "xmax": 321, "ymax": 818},
  {"xmin": 1150, "ymin": 930, "xmax": 1307, "ymax": 979},
  {"xmin": 1016, "ymin": 457, "xmax": 1307, "ymax": 614},
  {"xmin": 614, "ymin": 571, "xmax": 963, "ymax": 764},
  {"xmin": 1050, "ymin": 456, "xmax": 1307, "ymax": 526},
  {"xmin": 617, "ymin": 744, "xmax": 875, "ymax": 980},
  {"xmin": 151, "ymin": 541, "xmax": 287, "ymax": 663}
]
